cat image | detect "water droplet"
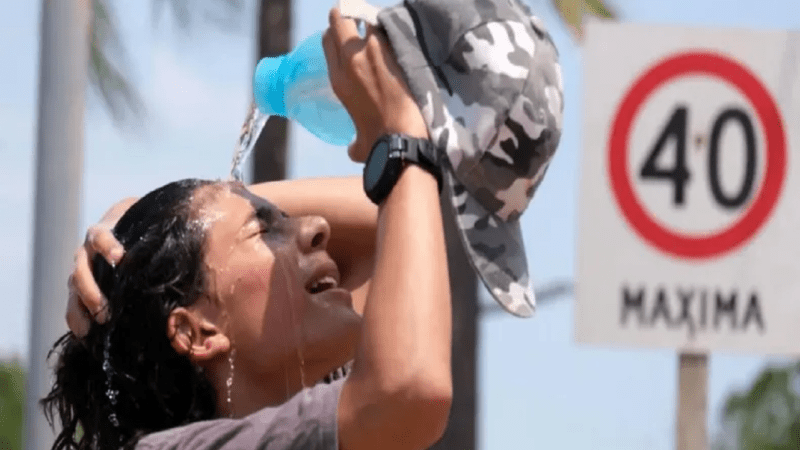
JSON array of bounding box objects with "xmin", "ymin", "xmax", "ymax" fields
[{"xmin": 106, "ymin": 389, "xmax": 119, "ymax": 405}]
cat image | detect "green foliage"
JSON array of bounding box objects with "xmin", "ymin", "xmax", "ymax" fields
[
  {"xmin": 0, "ymin": 359, "xmax": 25, "ymax": 450},
  {"xmin": 717, "ymin": 362, "xmax": 800, "ymax": 450},
  {"xmin": 550, "ymin": 0, "xmax": 617, "ymax": 41}
]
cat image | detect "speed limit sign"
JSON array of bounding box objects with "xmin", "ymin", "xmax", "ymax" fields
[
  {"xmin": 608, "ymin": 51, "xmax": 787, "ymax": 259},
  {"xmin": 576, "ymin": 22, "xmax": 799, "ymax": 355}
]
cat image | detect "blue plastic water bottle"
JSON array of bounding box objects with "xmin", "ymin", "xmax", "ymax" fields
[{"xmin": 253, "ymin": 31, "xmax": 356, "ymax": 147}]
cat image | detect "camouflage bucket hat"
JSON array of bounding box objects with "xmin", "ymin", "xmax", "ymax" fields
[{"xmin": 342, "ymin": 0, "xmax": 564, "ymax": 317}]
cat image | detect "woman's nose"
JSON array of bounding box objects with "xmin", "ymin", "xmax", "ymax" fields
[{"xmin": 296, "ymin": 215, "xmax": 331, "ymax": 253}]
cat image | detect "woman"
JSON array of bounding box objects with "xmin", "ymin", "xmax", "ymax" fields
[{"xmin": 46, "ymin": 9, "xmax": 452, "ymax": 450}]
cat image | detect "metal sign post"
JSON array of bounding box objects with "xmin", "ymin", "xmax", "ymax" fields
[{"xmin": 676, "ymin": 353, "xmax": 708, "ymax": 450}]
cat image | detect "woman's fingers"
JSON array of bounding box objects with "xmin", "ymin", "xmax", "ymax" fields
[
  {"xmin": 66, "ymin": 276, "xmax": 92, "ymax": 338},
  {"xmin": 86, "ymin": 224, "xmax": 124, "ymax": 266},
  {"xmin": 322, "ymin": 28, "xmax": 346, "ymax": 98},
  {"xmin": 72, "ymin": 246, "xmax": 109, "ymax": 324},
  {"xmin": 328, "ymin": 8, "xmax": 362, "ymax": 56},
  {"xmin": 347, "ymin": 141, "xmax": 362, "ymax": 164},
  {"xmin": 325, "ymin": 6, "xmax": 428, "ymax": 162},
  {"xmin": 66, "ymin": 206, "xmax": 128, "ymax": 337},
  {"xmin": 68, "ymin": 223, "xmax": 120, "ymax": 330},
  {"xmin": 322, "ymin": 28, "xmax": 338, "ymax": 70},
  {"xmin": 329, "ymin": 8, "xmax": 372, "ymax": 70}
]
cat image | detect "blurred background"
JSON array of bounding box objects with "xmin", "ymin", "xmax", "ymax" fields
[{"xmin": 1, "ymin": 0, "xmax": 800, "ymax": 449}]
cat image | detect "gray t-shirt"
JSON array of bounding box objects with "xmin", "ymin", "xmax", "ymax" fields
[{"xmin": 136, "ymin": 378, "xmax": 344, "ymax": 450}]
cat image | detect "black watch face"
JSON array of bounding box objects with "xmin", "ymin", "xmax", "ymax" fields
[{"xmin": 365, "ymin": 141, "xmax": 390, "ymax": 190}]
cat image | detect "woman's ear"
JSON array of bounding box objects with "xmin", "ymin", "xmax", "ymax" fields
[{"xmin": 167, "ymin": 307, "xmax": 230, "ymax": 363}]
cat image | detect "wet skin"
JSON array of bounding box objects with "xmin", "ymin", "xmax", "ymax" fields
[{"xmin": 189, "ymin": 182, "xmax": 361, "ymax": 413}]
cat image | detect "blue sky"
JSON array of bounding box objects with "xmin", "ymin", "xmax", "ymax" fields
[{"xmin": 1, "ymin": 0, "xmax": 799, "ymax": 448}]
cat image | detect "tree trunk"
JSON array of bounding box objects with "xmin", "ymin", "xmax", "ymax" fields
[
  {"xmin": 252, "ymin": 0, "xmax": 291, "ymax": 183},
  {"xmin": 430, "ymin": 188, "xmax": 479, "ymax": 450}
]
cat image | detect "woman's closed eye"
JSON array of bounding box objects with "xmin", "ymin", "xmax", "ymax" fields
[
  {"xmin": 257, "ymin": 209, "xmax": 274, "ymax": 234},
  {"xmin": 256, "ymin": 206, "xmax": 288, "ymax": 235}
]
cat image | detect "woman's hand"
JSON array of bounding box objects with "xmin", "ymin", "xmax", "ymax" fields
[
  {"xmin": 322, "ymin": 8, "xmax": 429, "ymax": 163},
  {"xmin": 66, "ymin": 198, "xmax": 135, "ymax": 337}
]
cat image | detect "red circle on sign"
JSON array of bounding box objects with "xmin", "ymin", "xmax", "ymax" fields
[{"xmin": 608, "ymin": 51, "xmax": 786, "ymax": 260}]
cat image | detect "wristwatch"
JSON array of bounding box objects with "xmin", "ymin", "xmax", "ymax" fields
[{"xmin": 362, "ymin": 134, "xmax": 442, "ymax": 205}]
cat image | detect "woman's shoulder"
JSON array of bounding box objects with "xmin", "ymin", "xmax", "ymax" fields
[{"xmin": 135, "ymin": 378, "xmax": 346, "ymax": 450}]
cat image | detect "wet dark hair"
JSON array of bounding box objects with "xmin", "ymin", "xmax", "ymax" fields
[{"xmin": 42, "ymin": 178, "xmax": 221, "ymax": 450}]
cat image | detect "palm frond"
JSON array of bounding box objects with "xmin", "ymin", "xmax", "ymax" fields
[
  {"xmin": 88, "ymin": 0, "xmax": 245, "ymax": 129},
  {"xmin": 583, "ymin": 0, "xmax": 615, "ymax": 18},
  {"xmin": 151, "ymin": 0, "xmax": 245, "ymax": 32},
  {"xmin": 550, "ymin": 0, "xmax": 616, "ymax": 42},
  {"xmin": 89, "ymin": 0, "xmax": 145, "ymax": 128}
]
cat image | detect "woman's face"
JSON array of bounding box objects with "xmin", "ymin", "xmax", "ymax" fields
[{"xmin": 198, "ymin": 183, "xmax": 361, "ymax": 385}]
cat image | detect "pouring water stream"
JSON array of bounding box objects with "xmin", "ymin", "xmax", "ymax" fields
[{"xmin": 230, "ymin": 102, "xmax": 270, "ymax": 182}]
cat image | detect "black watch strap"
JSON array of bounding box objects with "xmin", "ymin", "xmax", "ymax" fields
[
  {"xmin": 362, "ymin": 134, "xmax": 443, "ymax": 205},
  {"xmin": 399, "ymin": 136, "xmax": 443, "ymax": 193}
]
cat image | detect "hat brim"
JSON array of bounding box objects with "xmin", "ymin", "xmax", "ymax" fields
[{"xmin": 444, "ymin": 169, "xmax": 536, "ymax": 318}]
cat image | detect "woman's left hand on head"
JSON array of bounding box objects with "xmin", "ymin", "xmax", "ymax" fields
[
  {"xmin": 322, "ymin": 8, "xmax": 429, "ymax": 163},
  {"xmin": 67, "ymin": 219, "xmax": 126, "ymax": 337},
  {"xmin": 66, "ymin": 197, "xmax": 136, "ymax": 337}
]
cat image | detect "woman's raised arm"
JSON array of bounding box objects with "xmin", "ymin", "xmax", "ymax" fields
[
  {"xmin": 323, "ymin": 8, "xmax": 452, "ymax": 450},
  {"xmin": 67, "ymin": 176, "xmax": 377, "ymax": 336}
]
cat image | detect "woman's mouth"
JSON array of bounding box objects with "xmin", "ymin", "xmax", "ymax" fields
[
  {"xmin": 305, "ymin": 260, "xmax": 352, "ymax": 307},
  {"xmin": 322, "ymin": 361, "xmax": 353, "ymax": 384},
  {"xmin": 305, "ymin": 259, "xmax": 341, "ymax": 294},
  {"xmin": 308, "ymin": 275, "xmax": 338, "ymax": 294}
]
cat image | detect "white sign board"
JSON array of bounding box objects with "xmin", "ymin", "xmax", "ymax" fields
[{"xmin": 576, "ymin": 21, "xmax": 800, "ymax": 355}]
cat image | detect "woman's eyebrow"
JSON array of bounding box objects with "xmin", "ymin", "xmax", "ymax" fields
[
  {"xmin": 255, "ymin": 205, "xmax": 274, "ymax": 224},
  {"xmin": 240, "ymin": 207, "xmax": 269, "ymax": 230}
]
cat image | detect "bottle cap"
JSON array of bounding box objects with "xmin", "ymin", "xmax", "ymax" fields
[{"xmin": 253, "ymin": 55, "xmax": 287, "ymax": 117}]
